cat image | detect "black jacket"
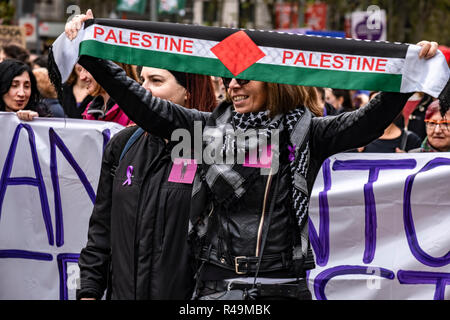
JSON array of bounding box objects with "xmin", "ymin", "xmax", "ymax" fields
[
  {"xmin": 78, "ymin": 55, "xmax": 413, "ymax": 281},
  {"xmin": 77, "ymin": 126, "xmax": 195, "ymax": 299}
]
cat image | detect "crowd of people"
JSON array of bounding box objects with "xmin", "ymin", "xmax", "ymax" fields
[{"xmin": 0, "ymin": 9, "xmax": 449, "ymax": 301}]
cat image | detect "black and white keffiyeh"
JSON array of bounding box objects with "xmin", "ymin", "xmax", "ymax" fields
[{"xmin": 190, "ymin": 102, "xmax": 311, "ymax": 257}]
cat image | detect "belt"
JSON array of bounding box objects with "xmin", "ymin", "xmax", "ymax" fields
[
  {"xmin": 201, "ymin": 279, "xmax": 311, "ymax": 300},
  {"xmin": 199, "ymin": 247, "xmax": 293, "ymax": 275}
]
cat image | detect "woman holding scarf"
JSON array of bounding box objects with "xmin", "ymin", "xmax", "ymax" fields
[{"xmin": 65, "ymin": 11, "xmax": 445, "ymax": 300}]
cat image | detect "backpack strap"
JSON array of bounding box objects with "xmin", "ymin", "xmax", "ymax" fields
[
  {"xmin": 290, "ymin": 108, "xmax": 312, "ymax": 196},
  {"xmin": 119, "ymin": 127, "xmax": 145, "ymax": 162}
]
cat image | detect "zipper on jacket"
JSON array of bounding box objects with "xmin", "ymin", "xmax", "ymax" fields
[{"xmin": 255, "ymin": 168, "xmax": 273, "ymax": 257}]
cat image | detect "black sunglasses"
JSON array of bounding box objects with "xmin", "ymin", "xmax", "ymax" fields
[{"xmin": 221, "ymin": 77, "xmax": 250, "ymax": 88}]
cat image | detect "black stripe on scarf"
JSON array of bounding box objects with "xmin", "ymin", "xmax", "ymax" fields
[{"xmin": 85, "ymin": 19, "xmax": 408, "ymax": 58}]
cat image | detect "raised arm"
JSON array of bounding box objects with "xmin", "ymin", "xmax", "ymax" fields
[
  {"xmin": 77, "ymin": 55, "xmax": 210, "ymax": 140},
  {"xmin": 310, "ymin": 91, "xmax": 412, "ymax": 161}
]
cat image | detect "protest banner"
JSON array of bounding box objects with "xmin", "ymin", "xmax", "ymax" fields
[
  {"xmin": 0, "ymin": 113, "xmax": 123, "ymax": 300},
  {"xmin": 0, "ymin": 114, "xmax": 448, "ymax": 299},
  {"xmin": 0, "ymin": 25, "xmax": 26, "ymax": 47},
  {"xmin": 308, "ymin": 153, "xmax": 450, "ymax": 300}
]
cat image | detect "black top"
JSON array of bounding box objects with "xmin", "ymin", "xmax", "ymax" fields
[{"xmin": 363, "ymin": 129, "xmax": 421, "ymax": 153}]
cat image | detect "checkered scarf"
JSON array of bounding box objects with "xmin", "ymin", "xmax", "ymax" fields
[{"xmin": 193, "ymin": 103, "xmax": 311, "ymax": 256}]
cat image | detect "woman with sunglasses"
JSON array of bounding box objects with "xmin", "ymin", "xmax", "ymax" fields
[
  {"xmin": 409, "ymin": 100, "xmax": 450, "ymax": 152},
  {"xmin": 66, "ymin": 12, "xmax": 444, "ymax": 300}
]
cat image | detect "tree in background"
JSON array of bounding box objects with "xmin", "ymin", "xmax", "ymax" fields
[{"xmin": 0, "ymin": 0, "xmax": 15, "ymax": 25}]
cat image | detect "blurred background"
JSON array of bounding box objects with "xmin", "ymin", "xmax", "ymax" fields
[{"xmin": 0, "ymin": 0, "xmax": 449, "ymax": 56}]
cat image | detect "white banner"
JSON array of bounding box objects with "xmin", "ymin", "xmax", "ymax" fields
[
  {"xmin": 0, "ymin": 113, "xmax": 123, "ymax": 300},
  {"xmin": 308, "ymin": 153, "xmax": 450, "ymax": 300},
  {"xmin": 0, "ymin": 113, "xmax": 449, "ymax": 300}
]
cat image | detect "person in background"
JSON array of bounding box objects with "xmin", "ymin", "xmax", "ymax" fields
[
  {"xmin": 77, "ymin": 67, "xmax": 217, "ymax": 300},
  {"xmin": 0, "ymin": 59, "xmax": 51, "ymax": 121},
  {"xmin": 61, "ymin": 64, "xmax": 93, "ymax": 119},
  {"xmin": 0, "ymin": 43, "xmax": 31, "ymax": 67},
  {"xmin": 358, "ymin": 91, "xmax": 421, "ymax": 153},
  {"xmin": 31, "ymin": 55, "xmax": 48, "ymax": 70},
  {"xmin": 81, "ymin": 62, "xmax": 137, "ymax": 126},
  {"xmin": 409, "ymin": 99, "xmax": 450, "ymax": 152},
  {"xmin": 316, "ymin": 87, "xmax": 337, "ymax": 116},
  {"xmin": 32, "ymin": 67, "xmax": 65, "ymax": 118},
  {"xmin": 402, "ymin": 92, "xmax": 434, "ymax": 141},
  {"xmin": 352, "ymin": 90, "xmax": 370, "ymax": 109},
  {"xmin": 325, "ymin": 88, "xmax": 354, "ymax": 114}
]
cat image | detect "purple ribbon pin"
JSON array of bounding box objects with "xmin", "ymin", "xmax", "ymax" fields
[
  {"xmin": 122, "ymin": 166, "xmax": 134, "ymax": 186},
  {"xmin": 288, "ymin": 145, "xmax": 296, "ymax": 162}
]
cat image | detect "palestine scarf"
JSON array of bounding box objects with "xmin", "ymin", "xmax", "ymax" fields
[{"xmin": 49, "ymin": 18, "xmax": 450, "ymax": 115}]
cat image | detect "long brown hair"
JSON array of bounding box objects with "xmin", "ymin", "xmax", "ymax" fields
[
  {"xmin": 265, "ymin": 83, "xmax": 323, "ymax": 117},
  {"xmin": 184, "ymin": 74, "xmax": 217, "ymax": 112}
]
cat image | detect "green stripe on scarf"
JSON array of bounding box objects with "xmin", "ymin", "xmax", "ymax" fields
[{"xmin": 80, "ymin": 40, "xmax": 402, "ymax": 92}]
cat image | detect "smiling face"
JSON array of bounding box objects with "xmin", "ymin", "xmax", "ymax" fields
[
  {"xmin": 2, "ymin": 71, "xmax": 32, "ymax": 112},
  {"xmin": 79, "ymin": 65, "xmax": 100, "ymax": 96},
  {"xmin": 227, "ymin": 79, "xmax": 267, "ymax": 114},
  {"xmin": 426, "ymin": 110, "xmax": 450, "ymax": 152},
  {"xmin": 140, "ymin": 67, "xmax": 187, "ymax": 106}
]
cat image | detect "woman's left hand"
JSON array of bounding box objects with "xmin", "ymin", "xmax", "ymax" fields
[
  {"xmin": 416, "ymin": 41, "xmax": 439, "ymax": 59},
  {"xmin": 16, "ymin": 110, "xmax": 39, "ymax": 121}
]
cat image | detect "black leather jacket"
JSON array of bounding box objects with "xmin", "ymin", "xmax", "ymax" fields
[
  {"xmin": 77, "ymin": 124, "xmax": 195, "ymax": 300},
  {"xmin": 78, "ymin": 55, "xmax": 413, "ymax": 280}
]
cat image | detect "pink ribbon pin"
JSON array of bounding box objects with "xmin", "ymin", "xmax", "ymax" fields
[{"xmin": 122, "ymin": 166, "xmax": 134, "ymax": 186}]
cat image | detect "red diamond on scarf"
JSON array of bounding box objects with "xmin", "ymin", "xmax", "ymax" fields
[{"xmin": 211, "ymin": 31, "xmax": 266, "ymax": 77}]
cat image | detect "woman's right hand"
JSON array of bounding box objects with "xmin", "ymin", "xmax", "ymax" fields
[
  {"xmin": 16, "ymin": 110, "xmax": 38, "ymax": 121},
  {"xmin": 65, "ymin": 9, "xmax": 94, "ymax": 41}
]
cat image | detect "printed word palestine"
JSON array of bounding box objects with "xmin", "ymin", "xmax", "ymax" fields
[{"xmin": 93, "ymin": 26, "xmax": 194, "ymax": 54}]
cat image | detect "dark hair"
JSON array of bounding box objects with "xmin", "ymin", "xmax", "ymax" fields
[
  {"xmin": 331, "ymin": 89, "xmax": 354, "ymax": 110},
  {"xmin": 316, "ymin": 87, "xmax": 326, "ymax": 102},
  {"xmin": 32, "ymin": 55, "xmax": 48, "ymax": 69},
  {"xmin": 2, "ymin": 43, "xmax": 31, "ymax": 66},
  {"xmin": 0, "ymin": 59, "xmax": 46, "ymax": 114}
]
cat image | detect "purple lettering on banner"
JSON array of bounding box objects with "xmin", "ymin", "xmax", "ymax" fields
[
  {"xmin": 403, "ymin": 157, "xmax": 450, "ymax": 267},
  {"xmin": 398, "ymin": 270, "xmax": 450, "ymax": 300},
  {"xmin": 333, "ymin": 159, "xmax": 416, "ymax": 264},
  {"xmin": 0, "ymin": 124, "xmax": 54, "ymax": 245},
  {"xmin": 57, "ymin": 253, "xmax": 80, "ymax": 300},
  {"xmin": 0, "ymin": 249, "xmax": 53, "ymax": 261},
  {"xmin": 49, "ymin": 128, "xmax": 96, "ymax": 247},
  {"xmin": 309, "ymin": 158, "xmax": 331, "ymax": 266},
  {"xmin": 102, "ymin": 129, "xmax": 111, "ymax": 151},
  {"xmin": 314, "ymin": 265, "xmax": 395, "ymax": 300}
]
